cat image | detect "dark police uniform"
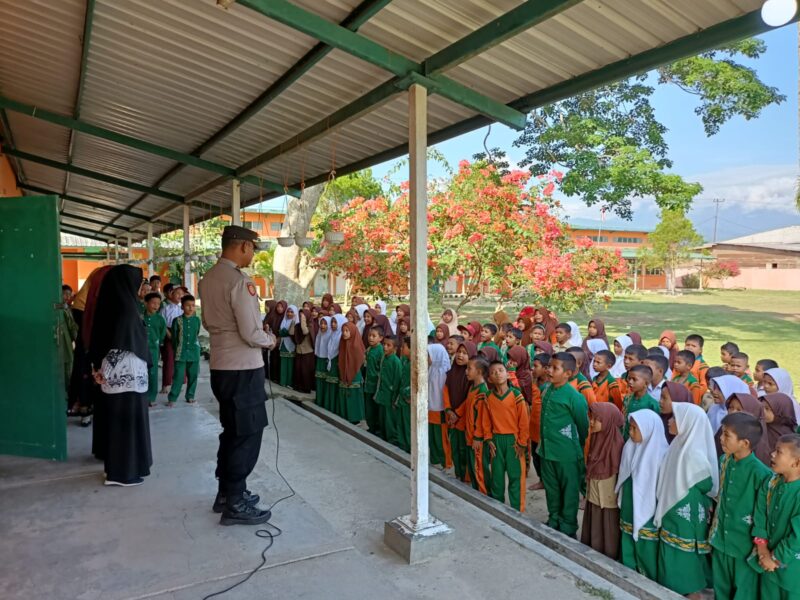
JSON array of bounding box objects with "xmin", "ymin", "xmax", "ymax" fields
[{"xmin": 198, "ymin": 226, "xmax": 273, "ymax": 521}]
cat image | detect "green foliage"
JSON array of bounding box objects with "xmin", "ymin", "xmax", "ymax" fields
[
  {"xmin": 154, "ymin": 216, "xmax": 227, "ymax": 281},
  {"xmin": 317, "ymin": 169, "xmax": 383, "ymax": 215},
  {"xmin": 515, "ymin": 38, "xmax": 783, "ymax": 219},
  {"xmin": 638, "ymin": 210, "xmax": 704, "ymax": 293},
  {"xmin": 681, "ymin": 273, "xmax": 701, "ymax": 289},
  {"xmin": 251, "ymin": 247, "xmax": 275, "ymax": 285}
]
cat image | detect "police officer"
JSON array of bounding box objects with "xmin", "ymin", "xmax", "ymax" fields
[{"xmin": 198, "ymin": 225, "xmax": 275, "ymax": 526}]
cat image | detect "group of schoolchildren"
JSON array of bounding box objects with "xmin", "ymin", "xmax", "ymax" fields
[
  {"xmin": 139, "ymin": 275, "xmax": 201, "ymax": 408},
  {"xmin": 263, "ymin": 297, "xmax": 800, "ymax": 599}
]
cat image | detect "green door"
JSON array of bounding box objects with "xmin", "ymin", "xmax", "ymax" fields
[{"xmin": 0, "ymin": 195, "xmax": 67, "ymax": 460}]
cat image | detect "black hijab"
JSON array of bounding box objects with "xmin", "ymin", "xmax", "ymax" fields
[{"xmin": 89, "ymin": 265, "xmax": 149, "ymax": 367}]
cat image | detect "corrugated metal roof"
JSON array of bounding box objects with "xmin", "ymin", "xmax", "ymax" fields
[{"xmin": 0, "ymin": 0, "xmax": 773, "ymax": 241}]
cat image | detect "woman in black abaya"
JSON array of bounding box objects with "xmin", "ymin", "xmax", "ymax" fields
[{"xmin": 89, "ymin": 265, "xmax": 153, "ymax": 486}]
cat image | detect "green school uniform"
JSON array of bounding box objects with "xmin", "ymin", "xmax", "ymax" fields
[
  {"xmin": 143, "ymin": 311, "xmax": 167, "ymax": 404},
  {"xmin": 374, "ymin": 353, "xmax": 401, "ymax": 444},
  {"xmin": 479, "ymin": 341, "xmax": 500, "ymax": 354},
  {"xmin": 538, "ymin": 382, "xmax": 588, "ymax": 536},
  {"xmin": 710, "ymin": 452, "xmax": 772, "ymax": 600},
  {"xmin": 622, "ymin": 393, "xmax": 660, "ymax": 439},
  {"xmin": 751, "ymin": 475, "xmax": 800, "ymax": 599},
  {"xmin": 657, "ymin": 477, "xmax": 713, "ymax": 595},
  {"xmin": 363, "ymin": 344, "xmax": 384, "ymax": 436},
  {"xmin": 339, "ymin": 368, "xmax": 365, "ymax": 425},
  {"xmin": 619, "ymin": 477, "xmax": 659, "ymax": 580},
  {"xmin": 57, "ymin": 306, "xmax": 78, "ymax": 395},
  {"xmin": 396, "ymin": 356, "xmax": 411, "ymax": 452},
  {"xmin": 279, "ymin": 328, "xmax": 295, "ymax": 388},
  {"xmin": 168, "ymin": 314, "xmax": 200, "ymax": 402},
  {"xmin": 314, "ymin": 356, "xmax": 328, "ymax": 407},
  {"xmin": 325, "ymin": 355, "xmax": 340, "ymax": 415}
]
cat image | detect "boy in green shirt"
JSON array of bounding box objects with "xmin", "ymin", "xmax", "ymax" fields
[
  {"xmin": 711, "ymin": 412, "xmax": 773, "ymax": 599},
  {"xmin": 364, "ymin": 326, "xmax": 385, "ymax": 438},
  {"xmin": 538, "ymin": 352, "xmax": 589, "ymax": 537},
  {"xmin": 752, "ymin": 433, "xmax": 800, "ymax": 600},
  {"xmin": 622, "ymin": 365, "xmax": 659, "ymax": 440},
  {"xmin": 168, "ymin": 294, "xmax": 201, "ymax": 405},
  {"xmin": 478, "ymin": 324, "xmax": 501, "ymax": 355},
  {"xmin": 143, "ymin": 292, "xmax": 167, "ymax": 407},
  {"xmin": 396, "ymin": 336, "xmax": 412, "ymax": 452},
  {"xmin": 374, "ymin": 336, "xmax": 402, "ymax": 445}
]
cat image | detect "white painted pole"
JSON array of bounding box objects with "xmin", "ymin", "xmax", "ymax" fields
[
  {"xmin": 147, "ymin": 222, "xmax": 154, "ymax": 278},
  {"xmin": 183, "ymin": 205, "xmax": 192, "ymax": 293},
  {"xmin": 408, "ymin": 83, "xmax": 430, "ymax": 528},
  {"xmin": 126, "ymin": 233, "xmax": 132, "ymax": 264},
  {"xmin": 232, "ymin": 179, "xmax": 242, "ymax": 226},
  {"xmin": 114, "ymin": 239, "xmax": 119, "ymax": 263}
]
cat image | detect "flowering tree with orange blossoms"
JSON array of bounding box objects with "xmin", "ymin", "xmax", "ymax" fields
[{"xmin": 314, "ymin": 160, "xmax": 629, "ymax": 311}]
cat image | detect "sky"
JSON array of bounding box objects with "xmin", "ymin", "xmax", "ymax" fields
[{"xmin": 261, "ymin": 23, "xmax": 799, "ymax": 243}]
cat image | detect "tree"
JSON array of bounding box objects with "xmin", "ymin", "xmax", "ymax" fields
[
  {"xmin": 638, "ymin": 210, "xmax": 704, "ymax": 294},
  {"xmin": 515, "ymin": 39, "xmax": 784, "ymax": 219},
  {"xmin": 154, "ymin": 216, "xmax": 226, "ymax": 282},
  {"xmin": 700, "ymin": 259, "xmax": 741, "ymax": 288},
  {"xmin": 251, "ymin": 247, "xmax": 275, "ymax": 296},
  {"xmin": 314, "ymin": 160, "xmax": 629, "ymax": 312}
]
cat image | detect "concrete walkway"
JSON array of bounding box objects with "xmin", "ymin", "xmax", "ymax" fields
[{"xmin": 1, "ymin": 364, "xmax": 636, "ymax": 600}]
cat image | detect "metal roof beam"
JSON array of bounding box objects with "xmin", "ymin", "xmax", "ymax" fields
[
  {"xmin": 60, "ymin": 223, "xmax": 114, "ymax": 241},
  {"xmin": 62, "ymin": 211, "xmax": 129, "ymax": 232},
  {"xmin": 0, "ymin": 96, "xmax": 297, "ymax": 197},
  {"xmin": 422, "ymin": 0, "xmax": 582, "ymax": 76},
  {"xmin": 238, "ymin": 0, "xmax": 527, "ymax": 130}
]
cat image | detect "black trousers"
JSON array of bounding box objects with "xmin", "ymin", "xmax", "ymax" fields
[{"xmin": 210, "ymin": 367, "xmax": 268, "ymax": 502}]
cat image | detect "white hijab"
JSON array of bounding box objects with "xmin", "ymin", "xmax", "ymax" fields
[
  {"xmin": 374, "ymin": 300, "xmax": 387, "ymax": 316},
  {"xmin": 279, "ymin": 305, "xmax": 299, "ymax": 352},
  {"xmin": 427, "ymin": 344, "xmax": 451, "ymax": 412},
  {"xmin": 354, "ymin": 303, "xmax": 370, "ymax": 334},
  {"xmin": 388, "ymin": 308, "xmax": 398, "ymax": 334},
  {"xmin": 423, "ymin": 310, "xmax": 436, "ymax": 337},
  {"xmin": 566, "ymin": 321, "xmax": 582, "ymax": 347},
  {"xmin": 314, "ymin": 316, "xmax": 331, "ymax": 359},
  {"xmin": 327, "ymin": 314, "xmax": 347, "ymax": 368},
  {"xmin": 654, "ymin": 403, "xmax": 719, "ymax": 526},
  {"xmin": 611, "ymin": 335, "xmax": 632, "ymax": 378},
  {"xmin": 440, "ymin": 308, "xmax": 460, "ymax": 336},
  {"xmin": 708, "ymin": 375, "xmax": 750, "ymax": 433},
  {"xmin": 586, "ymin": 338, "xmax": 608, "ymax": 379},
  {"xmin": 766, "ymin": 368, "xmax": 800, "ymax": 421},
  {"xmin": 615, "ymin": 410, "xmax": 668, "ymax": 541}
]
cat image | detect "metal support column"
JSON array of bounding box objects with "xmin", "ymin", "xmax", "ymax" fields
[
  {"xmin": 232, "ymin": 179, "xmax": 241, "ymax": 226},
  {"xmin": 383, "ymin": 84, "xmax": 450, "ymax": 563},
  {"xmin": 113, "ymin": 239, "xmax": 119, "ymax": 263},
  {"xmin": 147, "ymin": 223, "xmax": 154, "ymax": 278},
  {"xmin": 183, "ymin": 205, "xmax": 192, "ymax": 292},
  {"xmin": 126, "ymin": 233, "xmax": 132, "ymax": 263}
]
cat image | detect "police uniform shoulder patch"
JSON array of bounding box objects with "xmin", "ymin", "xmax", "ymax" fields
[{"xmin": 247, "ymin": 282, "xmax": 257, "ymax": 296}]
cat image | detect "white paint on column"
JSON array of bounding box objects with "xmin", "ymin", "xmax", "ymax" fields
[
  {"xmin": 147, "ymin": 222, "xmax": 154, "ymax": 278},
  {"xmin": 232, "ymin": 179, "xmax": 241, "ymax": 226},
  {"xmin": 183, "ymin": 205, "xmax": 192, "ymax": 293}
]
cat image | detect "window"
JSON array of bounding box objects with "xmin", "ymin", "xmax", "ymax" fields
[
  {"xmin": 588, "ymin": 235, "xmax": 608, "ymax": 242},
  {"xmin": 242, "ymin": 220, "xmax": 262, "ymax": 231},
  {"xmin": 270, "ymin": 222, "xmax": 283, "ymax": 231},
  {"xmin": 615, "ymin": 236, "xmax": 640, "ymax": 243},
  {"xmin": 645, "ymin": 267, "xmax": 663, "ymax": 275},
  {"xmin": 771, "ymin": 263, "xmax": 778, "ymax": 269}
]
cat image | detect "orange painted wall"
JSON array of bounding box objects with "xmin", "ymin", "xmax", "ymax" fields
[{"xmin": 0, "ymin": 151, "xmax": 21, "ymax": 197}]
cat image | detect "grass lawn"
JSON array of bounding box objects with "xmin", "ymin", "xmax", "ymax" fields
[{"xmin": 434, "ymin": 289, "xmax": 800, "ymax": 393}]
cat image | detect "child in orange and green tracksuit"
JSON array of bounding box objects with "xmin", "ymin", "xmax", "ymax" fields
[
  {"xmin": 481, "ymin": 361, "xmax": 529, "ymax": 511},
  {"xmin": 567, "ymin": 347, "xmax": 596, "ymax": 406},
  {"xmin": 592, "ymin": 350, "xmax": 623, "ymax": 410},
  {"xmin": 671, "ymin": 349, "xmax": 704, "ymax": 405},
  {"xmin": 538, "ymin": 352, "xmax": 589, "ymax": 536},
  {"xmin": 465, "ymin": 356, "xmax": 491, "ymax": 495},
  {"xmin": 684, "ymin": 334, "xmax": 709, "ymax": 397}
]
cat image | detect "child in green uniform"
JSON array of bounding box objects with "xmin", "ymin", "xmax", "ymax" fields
[
  {"xmin": 314, "ymin": 316, "xmax": 331, "ymax": 408},
  {"xmin": 478, "ymin": 323, "xmax": 500, "ymax": 353},
  {"xmin": 710, "ymin": 412, "xmax": 773, "ymax": 599},
  {"xmin": 538, "ymin": 352, "xmax": 589, "ymax": 536},
  {"xmin": 338, "ymin": 322, "xmax": 365, "ymax": 425},
  {"xmin": 143, "ymin": 293, "xmax": 167, "ymax": 407},
  {"xmin": 616, "ymin": 409, "xmax": 668, "ymax": 580},
  {"xmin": 622, "ymin": 365, "xmax": 660, "ymax": 440},
  {"xmin": 752, "ymin": 433, "xmax": 800, "ymax": 600},
  {"xmin": 364, "ymin": 326, "xmax": 385, "ymax": 437},
  {"xmin": 168, "ymin": 294, "xmax": 201, "ymax": 405},
  {"xmin": 654, "ymin": 403, "xmax": 718, "ymax": 596},
  {"xmin": 325, "ymin": 314, "xmax": 346, "ymax": 415},
  {"xmin": 278, "ymin": 304, "xmax": 298, "ymax": 389},
  {"xmin": 374, "ymin": 336, "xmax": 402, "ymax": 444},
  {"xmin": 396, "ymin": 337, "xmax": 412, "ymax": 452}
]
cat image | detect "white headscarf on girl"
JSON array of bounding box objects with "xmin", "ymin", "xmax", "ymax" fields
[
  {"xmin": 388, "ymin": 307, "xmax": 398, "ymax": 334},
  {"xmin": 766, "ymin": 368, "xmax": 800, "ymax": 421},
  {"xmin": 374, "ymin": 300, "xmax": 387, "ymax": 316},
  {"xmin": 610, "ymin": 335, "xmax": 633, "ymax": 378},
  {"xmin": 615, "ymin": 410, "xmax": 668, "ymax": 541},
  {"xmin": 354, "ymin": 303, "xmax": 370, "ymax": 335},
  {"xmin": 566, "ymin": 321, "xmax": 583, "ymax": 347},
  {"xmin": 326, "ymin": 314, "xmax": 347, "ymax": 369},
  {"xmin": 708, "ymin": 375, "xmax": 750, "ymax": 433},
  {"xmin": 586, "ymin": 338, "xmax": 609, "ymax": 380},
  {"xmin": 423, "ymin": 309, "xmax": 436, "ymax": 337},
  {"xmin": 314, "ymin": 316, "xmax": 331, "ymax": 359},
  {"xmin": 654, "ymin": 403, "xmax": 719, "ymax": 527},
  {"xmin": 279, "ymin": 305, "xmax": 299, "ymax": 352},
  {"xmin": 427, "ymin": 344, "xmax": 451, "ymax": 412}
]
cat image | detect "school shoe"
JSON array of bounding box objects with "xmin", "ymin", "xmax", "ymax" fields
[
  {"xmin": 212, "ymin": 490, "xmax": 260, "ymax": 514},
  {"xmin": 104, "ymin": 477, "xmax": 144, "ymax": 487},
  {"xmin": 220, "ymin": 502, "xmax": 271, "ymax": 526}
]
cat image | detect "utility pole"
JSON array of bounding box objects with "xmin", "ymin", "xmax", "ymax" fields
[{"xmin": 712, "ymin": 198, "xmax": 725, "ymax": 243}]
